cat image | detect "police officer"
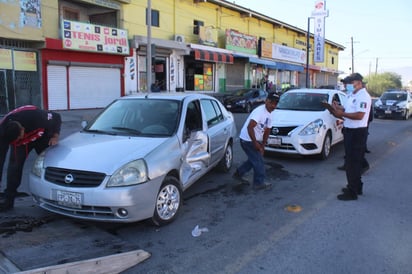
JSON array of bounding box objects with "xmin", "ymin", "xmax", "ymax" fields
[{"xmin": 329, "ymin": 73, "xmax": 372, "ymax": 200}]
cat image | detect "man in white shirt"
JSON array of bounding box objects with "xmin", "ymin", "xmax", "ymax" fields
[
  {"xmin": 329, "ymin": 73, "xmax": 371, "ymax": 200},
  {"xmin": 233, "ymin": 93, "xmax": 279, "ymax": 190}
]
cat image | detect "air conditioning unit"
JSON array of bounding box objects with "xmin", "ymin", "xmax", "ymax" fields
[{"xmin": 174, "ymin": 35, "xmax": 185, "ymax": 43}]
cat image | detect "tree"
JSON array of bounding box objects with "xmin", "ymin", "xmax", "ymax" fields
[{"xmin": 365, "ymin": 72, "xmax": 402, "ymax": 97}]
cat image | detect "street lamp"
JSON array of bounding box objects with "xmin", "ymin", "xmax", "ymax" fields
[
  {"xmin": 305, "ymin": 17, "xmax": 313, "ymax": 88},
  {"xmin": 147, "ymin": 0, "xmax": 152, "ymax": 92}
]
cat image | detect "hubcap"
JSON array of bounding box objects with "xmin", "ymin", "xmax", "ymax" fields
[{"xmin": 156, "ymin": 184, "xmax": 180, "ymax": 220}]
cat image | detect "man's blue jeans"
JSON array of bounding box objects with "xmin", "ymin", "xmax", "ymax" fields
[{"xmin": 237, "ymin": 139, "xmax": 265, "ymax": 186}]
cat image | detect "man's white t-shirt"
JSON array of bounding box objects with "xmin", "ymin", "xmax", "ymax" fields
[
  {"xmin": 343, "ymin": 87, "xmax": 371, "ymax": 128},
  {"xmin": 239, "ymin": 105, "xmax": 272, "ymax": 142}
]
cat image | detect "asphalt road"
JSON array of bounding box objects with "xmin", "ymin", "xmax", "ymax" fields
[{"xmin": 1, "ymin": 109, "xmax": 412, "ymax": 273}]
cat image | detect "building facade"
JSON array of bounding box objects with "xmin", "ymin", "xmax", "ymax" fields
[{"xmin": 0, "ymin": 0, "xmax": 344, "ymax": 111}]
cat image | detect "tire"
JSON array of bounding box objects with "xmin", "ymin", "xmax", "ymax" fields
[
  {"xmin": 403, "ymin": 110, "xmax": 409, "ymax": 120},
  {"xmin": 245, "ymin": 103, "xmax": 252, "ymax": 113},
  {"xmin": 151, "ymin": 176, "xmax": 182, "ymax": 226},
  {"xmin": 318, "ymin": 132, "xmax": 331, "ymax": 160},
  {"xmin": 217, "ymin": 142, "xmax": 233, "ymax": 172}
]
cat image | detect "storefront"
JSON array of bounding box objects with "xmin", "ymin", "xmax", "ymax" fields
[
  {"xmin": 41, "ymin": 20, "xmax": 130, "ymax": 110},
  {"xmin": 132, "ymin": 35, "xmax": 190, "ymax": 92},
  {"xmin": 185, "ymin": 44, "xmax": 233, "ymax": 92}
]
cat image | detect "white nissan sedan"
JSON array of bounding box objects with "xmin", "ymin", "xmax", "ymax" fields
[
  {"xmin": 29, "ymin": 94, "xmax": 236, "ymax": 225},
  {"xmin": 265, "ymin": 88, "xmax": 346, "ymax": 159}
]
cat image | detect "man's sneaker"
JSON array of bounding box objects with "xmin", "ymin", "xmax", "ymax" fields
[
  {"xmin": 232, "ymin": 171, "xmax": 249, "ymax": 185},
  {"xmin": 253, "ymin": 182, "xmax": 272, "ymax": 190}
]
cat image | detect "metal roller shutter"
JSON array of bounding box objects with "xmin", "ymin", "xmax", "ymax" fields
[
  {"xmin": 69, "ymin": 66, "xmax": 120, "ymax": 109},
  {"xmin": 47, "ymin": 65, "xmax": 68, "ymax": 110},
  {"xmin": 226, "ymin": 60, "xmax": 245, "ymax": 91}
]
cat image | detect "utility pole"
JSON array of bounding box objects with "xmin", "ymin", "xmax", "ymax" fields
[
  {"xmin": 375, "ymin": 57, "xmax": 379, "ymax": 75},
  {"xmin": 147, "ymin": 0, "xmax": 152, "ymax": 92},
  {"xmin": 351, "ymin": 36, "xmax": 354, "ymax": 73}
]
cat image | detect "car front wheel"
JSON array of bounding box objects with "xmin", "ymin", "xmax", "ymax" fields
[
  {"xmin": 318, "ymin": 132, "xmax": 331, "ymax": 160},
  {"xmin": 245, "ymin": 103, "xmax": 252, "ymax": 113},
  {"xmin": 151, "ymin": 176, "xmax": 182, "ymax": 226}
]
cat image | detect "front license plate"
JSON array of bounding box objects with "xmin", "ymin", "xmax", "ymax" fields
[
  {"xmin": 226, "ymin": 105, "xmax": 232, "ymax": 108},
  {"xmin": 385, "ymin": 110, "xmax": 391, "ymax": 114},
  {"xmin": 268, "ymin": 136, "xmax": 282, "ymax": 145},
  {"xmin": 56, "ymin": 190, "xmax": 82, "ymax": 208}
]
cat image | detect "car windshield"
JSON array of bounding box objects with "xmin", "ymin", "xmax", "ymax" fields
[
  {"xmin": 381, "ymin": 92, "xmax": 406, "ymax": 101},
  {"xmin": 85, "ymin": 98, "xmax": 180, "ymax": 137},
  {"xmin": 276, "ymin": 92, "xmax": 329, "ymax": 111}
]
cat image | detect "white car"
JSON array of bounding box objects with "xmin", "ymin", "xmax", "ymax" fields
[
  {"xmin": 265, "ymin": 88, "xmax": 346, "ymax": 159},
  {"xmin": 29, "ymin": 93, "xmax": 237, "ymax": 225}
]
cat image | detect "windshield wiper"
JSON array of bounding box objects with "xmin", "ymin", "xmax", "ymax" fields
[
  {"xmin": 111, "ymin": 127, "xmax": 141, "ymax": 135},
  {"xmin": 83, "ymin": 129, "xmax": 117, "ymax": 135}
]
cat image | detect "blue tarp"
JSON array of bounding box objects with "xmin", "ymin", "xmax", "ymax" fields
[{"xmin": 248, "ymin": 57, "xmax": 304, "ymax": 72}]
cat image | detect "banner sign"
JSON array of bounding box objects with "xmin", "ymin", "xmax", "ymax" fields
[
  {"xmin": 311, "ymin": 0, "xmax": 328, "ymax": 63},
  {"xmin": 225, "ymin": 29, "xmax": 257, "ymax": 55},
  {"xmin": 199, "ymin": 26, "xmax": 218, "ymax": 47},
  {"xmin": 272, "ymin": 44, "xmax": 306, "ymax": 64},
  {"xmin": 62, "ymin": 20, "xmax": 129, "ymax": 55},
  {"xmin": 0, "ymin": 49, "xmax": 13, "ymax": 70},
  {"xmin": 13, "ymin": 51, "xmax": 37, "ymax": 71}
]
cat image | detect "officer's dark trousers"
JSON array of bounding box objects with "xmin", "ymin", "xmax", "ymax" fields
[{"xmin": 343, "ymin": 127, "xmax": 368, "ymax": 194}]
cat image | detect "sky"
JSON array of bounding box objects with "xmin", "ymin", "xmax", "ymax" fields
[{"xmin": 232, "ymin": 0, "xmax": 412, "ymax": 81}]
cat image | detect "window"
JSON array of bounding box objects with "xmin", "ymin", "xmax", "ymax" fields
[
  {"xmin": 185, "ymin": 101, "xmax": 203, "ymax": 132},
  {"xmin": 63, "ymin": 8, "xmax": 79, "ymax": 21},
  {"xmin": 201, "ymin": 99, "xmax": 223, "ymax": 127},
  {"xmin": 193, "ymin": 20, "xmax": 204, "ymax": 35},
  {"xmin": 146, "ymin": 9, "xmax": 160, "ymax": 27},
  {"xmin": 331, "ymin": 57, "xmax": 335, "ymax": 65}
]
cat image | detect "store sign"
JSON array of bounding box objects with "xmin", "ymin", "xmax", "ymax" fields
[
  {"xmin": 311, "ymin": 0, "xmax": 328, "ymax": 63},
  {"xmin": 62, "ymin": 20, "xmax": 129, "ymax": 55},
  {"xmin": 0, "ymin": 49, "xmax": 37, "ymax": 71},
  {"xmin": 225, "ymin": 29, "xmax": 257, "ymax": 55},
  {"xmin": 199, "ymin": 26, "xmax": 218, "ymax": 47},
  {"xmin": 13, "ymin": 51, "xmax": 37, "ymax": 71},
  {"xmin": 272, "ymin": 44, "xmax": 306, "ymax": 64},
  {"xmin": 0, "ymin": 49, "xmax": 13, "ymax": 70}
]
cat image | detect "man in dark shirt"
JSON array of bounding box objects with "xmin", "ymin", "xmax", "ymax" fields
[{"xmin": 0, "ymin": 105, "xmax": 61, "ymax": 211}]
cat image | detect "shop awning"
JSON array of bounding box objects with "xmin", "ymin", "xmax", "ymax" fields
[
  {"xmin": 194, "ymin": 49, "xmax": 234, "ymax": 64},
  {"xmin": 248, "ymin": 57, "xmax": 277, "ymax": 69},
  {"xmin": 276, "ymin": 61, "xmax": 304, "ymax": 72}
]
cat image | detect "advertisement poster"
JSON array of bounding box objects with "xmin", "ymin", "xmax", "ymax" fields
[{"xmin": 225, "ymin": 29, "xmax": 257, "ymax": 55}]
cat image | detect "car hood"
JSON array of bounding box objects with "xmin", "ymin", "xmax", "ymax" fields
[
  {"xmin": 43, "ymin": 132, "xmax": 169, "ymax": 174},
  {"xmin": 272, "ymin": 109, "xmax": 326, "ymax": 126}
]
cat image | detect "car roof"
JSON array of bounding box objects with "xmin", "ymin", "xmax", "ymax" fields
[
  {"xmin": 119, "ymin": 93, "xmax": 218, "ymax": 101},
  {"xmin": 384, "ymin": 90, "xmax": 407, "ymax": 93},
  {"xmin": 285, "ymin": 88, "xmax": 342, "ymax": 95}
]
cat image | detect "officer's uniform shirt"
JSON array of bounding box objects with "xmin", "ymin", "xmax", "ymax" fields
[{"xmin": 343, "ymin": 88, "xmax": 371, "ymax": 128}]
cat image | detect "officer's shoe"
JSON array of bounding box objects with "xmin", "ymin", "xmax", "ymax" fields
[
  {"xmin": 0, "ymin": 197, "xmax": 14, "ymax": 212},
  {"xmin": 253, "ymin": 182, "xmax": 272, "ymax": 191},
  {"xmin": 341, "ymin": 187, "xmax": 363, "ymax": 196},
  {"xmin": 337, "ymin": 190, "xmax": 357, "ymax": 201}
]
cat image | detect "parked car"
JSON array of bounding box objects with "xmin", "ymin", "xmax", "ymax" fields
[
  {"xmin": 264, "ymin": 88, "xmax": 346, "ymax": 160},
  {"xmin": 29, "ymin": 94, "xmax": 237, "ymax": 225},
  {"xmin": 374, "ymin": 90, "xmax": 412, "ymax": 120},
  {"xmin": 223, "ymin": 88, "xmax": 268, "ymax": 113}
]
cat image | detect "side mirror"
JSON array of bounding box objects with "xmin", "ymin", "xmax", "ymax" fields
[{"xmin": 81, "ymin": 120, "xmax": 88, "ymax": 129}]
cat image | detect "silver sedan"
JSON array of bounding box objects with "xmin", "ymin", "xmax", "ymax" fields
[{"xmin": 29, "ymin": 93, "xmax": 237, "ymax": 225}]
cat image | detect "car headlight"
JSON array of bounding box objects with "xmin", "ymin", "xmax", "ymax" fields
[
  {"xmin": 299, "ymin": 119, "xmax": 323, "ymax": 136},
  {"xmin": 237, "ymin": 99, "xmax": 246, "ymax": 105},
  {"xmin": 375, "ymin": 100, "xmax": 382, "ymax": 107},
  {"xmin": 107, "ymin": 159, "xmax": 148, "ymax": 187},
  {"xmin": 396, "ymin": 102, "xmax": 406, "ymax": 109},
  {"xmin": 32, "ymin": 152, "xmax": 45, "ymax": 177}
]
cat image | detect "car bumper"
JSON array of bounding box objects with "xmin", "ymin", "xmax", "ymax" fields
[
  {"xmin": 264, "ymin": 134, "xmax": 325, "ymax": 155},
  {"xmin": 375, "ymin": 108, "xmax": 406, "ymax": 118},
  {"xmin": 29, "ymin": 173, "xmax": 164, "ymax": 223}
]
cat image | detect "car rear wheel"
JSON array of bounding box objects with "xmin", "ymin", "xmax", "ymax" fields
[
  {"xmin": 217, "ymin": 142, "xmax": 233, "ymax": 172},
  {"xmin": 318, "ymin": 132, "xmax": 331, "ymax": 160},
  {"xmin": 245, "ymin": 103, "xmax": 252, "ymax": 113},
  {"xmin": 151, "ymin": 176, "xmax": 182, "ymax": 226}
]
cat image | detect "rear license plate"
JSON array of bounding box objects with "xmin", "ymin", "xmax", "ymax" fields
[
  {"xmin": 56, "ymin": 190, "xmax": 82, "ymax": 208},
  {"xmin": 268, "ymin": 136, "xmax": 282, "ymax": 145}
]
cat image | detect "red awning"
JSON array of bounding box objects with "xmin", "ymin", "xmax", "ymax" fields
[{"xmin": 194, "ymin": 49, "xmax": 234, "ymax": 64}]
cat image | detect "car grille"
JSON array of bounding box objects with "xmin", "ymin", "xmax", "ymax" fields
[
  {"xmin": 34, "ymin": 196, "xmax": 116, "ymax": 220},
  {"xmin": 271, "ymin": 126, "xmax": 298, "ymax": 136},
  {"xmin": 45, "ymin": 167, "xmax": 106, "ymax": 187}
]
